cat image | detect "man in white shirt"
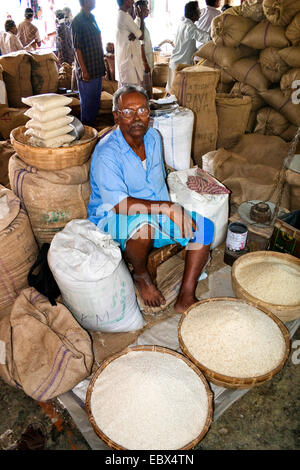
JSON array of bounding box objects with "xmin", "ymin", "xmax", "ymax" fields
[
  {"xmin": 0, "ymin": 20, "xmax": 38, "ymax": 55},
  {"xmin": 115, "ymin": 0, "xmax": 145, "ymax": 87},
  {"xmin": 134, "ymin": 0, "xmax": 153, "ymax": 98},
  {"xmin": 195, "ymin": 0, "xmax": 221, "ymax": 48},
  {"xmin": 167, "ymin": 1, "xmax": 210, "ymax": 92}
]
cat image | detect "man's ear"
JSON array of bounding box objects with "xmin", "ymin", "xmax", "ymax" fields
[{"xmin": 113, "ymin": 111, "xmax": 119, "ymax": 125}]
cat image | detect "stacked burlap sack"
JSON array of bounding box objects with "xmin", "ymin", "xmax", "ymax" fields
[{"xmin": 193, "ymin": 0, "xmax": 300, "ymax": 143}]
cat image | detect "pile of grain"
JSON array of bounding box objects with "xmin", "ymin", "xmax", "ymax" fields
[
  {"xmin": 236, "ymin": 259, "xmax": 300, "ymax": 306},
  {"xmin": 90, "ymin": 350, "xmax": 209, "ymax": 450},
  {"xmin": 180, "ymin": 300, "xmax": 286, "ymax": 378}
]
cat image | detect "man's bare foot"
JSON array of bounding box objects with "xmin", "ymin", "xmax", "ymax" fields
[
  {"xmin": 133, "ymin": 271, "xmax": 166, "ymax": 308},
  {"xmin": 174, "ymin": 294, "xmax": 198, "ymax": 314}
]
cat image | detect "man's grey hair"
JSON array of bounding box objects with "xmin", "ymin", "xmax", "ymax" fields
[{"xmin": 112, "ymin": 85, "xmax": 149, "ymax": 112}]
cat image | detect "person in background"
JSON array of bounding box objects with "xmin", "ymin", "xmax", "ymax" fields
[
  {"xmin": 88, "ymin": 85, "xmax": 214, "ymax": 312},
  {"xmin": 134, "ymin": 0, "xmax": 153, "ymax": 99},
  {"xmin": 115, "ymin": 0, "xmax": 145, "ymax": 87},
  {"xmin": 195, "ymin": 0, "xmax": 221, "ymax": 48},
  {"xmin": 167, "ymin": 1, "xmax": 210, "ymax": 93},
  {"xmin": 104, "ymin": 42, "xmax": 115, "ymax": 81},
  {"xmin": 71, "ymin": 0, "xmax": 105, "ymax": 127},
  {"xmin": 63, "ymin": 7, "xmax": 73, "ymax": 25},
  {"xmin": 55, "ymin": 9, "xmax": 74, "ymax": 66},
  {"xmin": 17, "ymin": 7, "xmax": 41, "ymax": 50},
  {"xmin": 0, "ymin": 20, "xmax": 38, "ymax": 55}
]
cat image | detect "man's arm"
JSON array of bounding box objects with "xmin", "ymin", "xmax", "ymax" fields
[{"xmin": 75, "ymin": 48, "xmax": 90, "ymax": 81}]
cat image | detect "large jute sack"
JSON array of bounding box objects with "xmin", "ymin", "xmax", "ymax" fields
[
  {"xmin": 280, "ymin": 68, "xmax": 300, "ymax": 97},
  {"xmin": 201, "ymin": 60, "xmax": 234, "ymax": 84},
  {"xmin": 246, "ymin": 109, "xmax": 258, "ymax": 132},
  {"xmin": 0, "ymin": 65, "xmax": 8, "ymax": 105},
  {"xmin": 286, "ymin": 12, "xmax": 300, "ymax": 46},
  {"xmin": 211, "ymin": 13, "xmax": 256, "ymax": 47},
  {"xmin": 262, "ymin": 0, "xmax": 300, "ymax": 26},
  {"xmin": 0, "ymin": 141, "xmax": 15, "ymax": 186},
  {"xmin": 170, "ymin": 65, "xmax": 220, "ymax": 165},
  {"xmin": 259, "ymin": 88, "xmax": 300, "ymax": 126},
  {"xmin": 216, "ymin": 93, "xmax": 252, "ymax": 149},
  {"xmin": 241, "ymin": 20, "xmax": 290, "ymax": 49},
  {"xmin": 286, "ymin": 168, "xmax": 300, "ymax": 211},
  {"xmin": 29, "ymin": 52, "xmax": 59, "ymax": 95},
  {"xmin": 259, "ymin": 47, "xmax": 290, "ymax": 83},
  {"xmin": 0, "ymin": 186, "xmax": 38, "ymax": 316},
  {"xmin": 152, "ymin": 63, "xmax": 169, "ymax": 87},
  {"xmin": 0, "ymin": 51, "xmax": 32, "ymax": 108},
  {"xmin": 8, "ymin": 155, "xmax": 91, "ymax": 247},
  {"xmin": 240, "ymin": 0, "xmax": 265, "ymax": 22},
  {"xmin": 230, "ymin": 82, "xmax": 265, "ymax": 111},
  {"xmin": 217, "ymin": 81, "xmax": 233, "ymax": 93},
  {"xmin": 279, "ymin": 46, "xmax": 300, "ymax": 67},
  {"xmin": 281, "ymin": 124, "xmax": 298, "ymax": 141},
  {"xmin": 194, "ymin": 41, "xmax": 255, "ymax": 69},
  {"xmin": 102, "ymin": 78, "xmax": 118, "ymax": 95},
  {"xmin": 254, "ymin": 107, "xmax": 290, "ymax": 136},
  {"xmin": 58, "ymin": 62, "xmax": 72, "ymax": 90},
  {"xmin": 0, "ymin": 287, "xmax": 94, "ymax": 399},
  {"xmin": 228, "ymin": 57, "xmax": 270, "ymax": 91},
  {"xmin": 0, "ymin": 105, "xmax": 29, "ymax": 140}
]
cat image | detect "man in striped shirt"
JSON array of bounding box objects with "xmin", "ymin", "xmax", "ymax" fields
[{"xmin": 71, "ymin": 0, "xmax": 105, "ymax": 126}]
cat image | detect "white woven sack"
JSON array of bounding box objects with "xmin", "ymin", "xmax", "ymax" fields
[
  {"xmin": 25, "ymin": 115, "xmax": 74, "ymax": 131},
  {"xmin": 48, "ymin": 219, "xmax": 145, "ymax": 333},
  {"xmin": 151, "ymin": 108, "xmax": 194, "ymax": 171},
  {"xmin": 22, "ymin": 93, "xmax": 72, "ymax": 111},
  {"xmin": 167, "ymin": 168, "xmax": 229, "ymax": 249},
  {"xmin": 201, "ymin": 151, "xmax": 218, "ymax": 176},
  {"xmin": 24, "ymin": 106, "xmax": 71, "ymax": 122}
]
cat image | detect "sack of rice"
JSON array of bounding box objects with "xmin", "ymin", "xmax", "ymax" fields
[
  {"xmin": 0, "ymin": 186, "xmax": 38, "ymax": 316},
  {"xmin": 280, "ymin": 68, "xmax": 300, "ymax": 98},
  {"xmin": 194, "ymin": 41, "xmax": 255, "ymax": 69},
  {"xmin": 281, "ymin": 124, "xmax": 298, "ymax": 141},
  {"xmin": 0, "ymin": 51, "xmax": 32, "ymax": 108},
  {"xmin": 259, "ymin": 88, "xmax": 300, "ymax": 126},
  {"xmin": 246, "ymin": 109, "xmax": 258, "ymax": 132},
  {"xmin": 254, "ymin": 107, "xmax": 290, "ymax": 136},
  {"xmin": 169, "ymin": 65, "xmax": 220, "ymax": 165},
  {"xmin": 216, "ymin": 93, "xmax": 252, "ymax": 148},
  {"xmin": 152, "ymin": 63, "xmax": 169, "ymax": 87},
  {"xmin": 0, "ymin": 105, "xmax": 29, "ymax": 140},
  {"xmin": 201, "ymin": 60, "xmax": 234, "ymax": 84},
  {"xmin": 259, "ymin": 47, "xmax": 290, "ymax": 83},
  {"xmin": 262, "ymin": 0, "xmax": 300, "ymax": 26},
  {"xmin": 0, "ymin": 287, "xmax": 94, "ymax": 399},
  {"xmin": 286, "ymin": 12, "xmax": 300, "ymax": 46},
  {"xmin": 22, "ymin": 93, "xmax": 72, "ymax": 111},
  {"xmin": 8, "ymin": 155, "xmax": 91, "ymax": 247},
  {"xmin": 230, "ymin": 82, "xmax": 265, "ymax": 111},
  {"xmin": 29, "ymin": 52, "xmax": 59, "ymax": 95},
  {"xmin": 240, "ymin": 0, "xmax": 265, "ymax": 22},
  {"xmin": 25, "ymin": 115, "xmax": 74, "ymax": 133},
  {"xmin": 241, "ymin": 20, "xmax": 290, "ymax": 49},
  {"xmin": 211, "ymin": 13, "xmax": 256, "ymax": 48},
  {"xmin": 279, "ymin": 46, "xmax": 300, "ymax": 67},
  {"xmin": 48, "ymin": 219, "xmax": 145, "ymax": 333},
  {"xmin": 228, "ymin": 57, "xmax": 270, "ymax": 91}
]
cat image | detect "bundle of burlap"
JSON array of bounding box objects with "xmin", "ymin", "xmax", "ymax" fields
[
  {"xmin": 228, "ymin": 57, "xmax": 270, "ymax": 91},
  {"xmin": 280, "ymin": 68, "xmax": 300, "ymax": 97},
  {"xmin": 230, "ymin": 82, "xmax": 265, "ymax": 111},
  {"xmin": 0, "ymin": 104, "xmax": 29, "ymax": 140},
  {"xmin": 262, "ymin": 0, "xmax": 300, "ymax": 26},
  {"xmin": 241, "ymin": 20, "xmax": 290, "ymax": 49},
  {"xmin": 0, "ymin": 186, "xmax": 38, "ymax": 316},
  {"xmin": 0, "ymin": 287, "xmax": 94, "ymax": 400},
  {"xmin": 58, "ymin": 62, "xmax": 72, "ymax": 90},
  {"xmin": 286, "ymin": 12, "xmax": 300, "ymax": 45},
  {"xmin": 0, "ymin": 140, "xmax": 15, "ymax": 186},
  {"xmin": 194, "ymin": 41, "xmax": 255, "ymax": 69},
  {"xmin": 152, "ymin": 63, "xmax": 169, "ymax": 87},
  {"xmin": 216, "ymin": 93, "xmax": 252, "ymax": 149},
  {"xmin": 211, "ymin": 13, "xmax": 256, "ymax": 47},
  {"xmin": 170, "ymin": 64, "xmax": 220, "ymax": 165},
  {"xmin": 0, "ymin": 51, "xmax": 32, "ymax": 108},
  {"xmin": 279, "ymin": 46, "xmax": 300, "ymax": 67},
  {"xmin": 212, "ymin": 134, "xmax": 290, "ymax": 208},
  {"xmin": 29, "ymin": 52, "xmax": 59, "ymax": 95},
  {"xmin": 240, "ymin": 0, "xmax": 265, "ymax": 22},
  {"xmin": 8, "ymin": 155, "xmax": 91, "ymax": 247},
  {"xmin": 259, "ymin": 88, "xmax": 300, "ymax": 126},
  {"xmin": 259, "ymin": 47, "xmax": 290, "ymax": 82},
  {"xmin": 254, "ymin": 107, "xmax": 290, "ymax": 136}
]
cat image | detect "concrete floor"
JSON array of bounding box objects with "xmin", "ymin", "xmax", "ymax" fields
[{"xmin": 0, "ymin": 327, "xmax": 299, "ymax": 451}]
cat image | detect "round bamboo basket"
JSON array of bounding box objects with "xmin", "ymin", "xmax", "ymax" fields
[
  {"xmin": 85, "ymin": 345, "xmax": 213, "ymax": 450},
  {"xmin": 178, "ymin": 297, "xmax": 290, "ymax": 390},
  {"xmin": 10, "ymin": 125, "xmax": 98, "ymax": 171},
  {"xmin": 231, "ymin": 251, "xmax": 300, "ymax": 322}
]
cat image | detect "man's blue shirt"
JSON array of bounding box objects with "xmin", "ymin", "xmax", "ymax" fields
[{"xmin": 88, "ymin": 126, "xmax": 170, "ymax": 228}]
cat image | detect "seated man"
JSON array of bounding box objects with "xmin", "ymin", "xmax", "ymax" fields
[{"xmin": 88, "ymin": 85, "xmax": 214, "ymax": 313}]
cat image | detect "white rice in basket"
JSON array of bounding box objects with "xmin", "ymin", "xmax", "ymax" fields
[
  {"xmin": 180, "ymin": 300, "xmax": 286, "ymax": 378},
  {"xmin": 90, "ymin": 350, "xmax": 210, "ymax": 450}
]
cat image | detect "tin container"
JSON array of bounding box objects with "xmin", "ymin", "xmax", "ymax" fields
[{"xmin": 226, "ymin": 222, "xmax": 248, "ymax": 252}]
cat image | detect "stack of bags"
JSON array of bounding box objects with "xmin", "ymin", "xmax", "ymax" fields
[
  {"xmin": 22, "ymin": 93, "xmax": 76, "ymax": 148},
  {"xmin": 196, "ymin": 0, "xmax": 300, "ymax": 142}
]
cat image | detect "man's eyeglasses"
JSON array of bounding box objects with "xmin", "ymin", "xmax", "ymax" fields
[{"xmin": 117, "ymin": 107, "xmax": 150, "ymax": 119}]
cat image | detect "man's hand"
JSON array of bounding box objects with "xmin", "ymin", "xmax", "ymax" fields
[
  {"xmin": 82, "ymin": 70, "xmax": 90, "ymax": 82},
  {"xmin": 128, "ymin": 32, "xmax": 136, "ymax": 41},
  {"xmin": 144, "ymin": 62, "xmax": 150, "ymax": 74},
  {"xmin": 167, "ymin": 204, "xmax": 197, "ymax": 240}
]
